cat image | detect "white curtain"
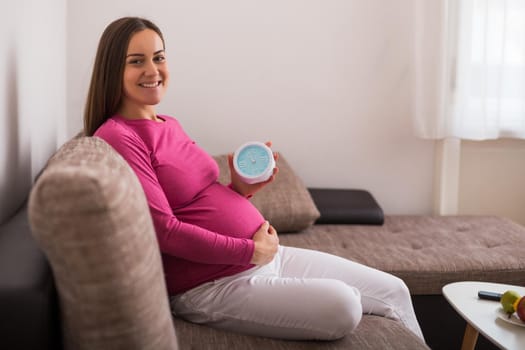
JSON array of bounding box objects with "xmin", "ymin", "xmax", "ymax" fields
[{"xmin": 414, "ymin": 0, "xmax": 525, "ymax": 140}]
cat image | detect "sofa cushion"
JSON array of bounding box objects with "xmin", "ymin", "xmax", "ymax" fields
[
  {"xmin": 28, "ymin": 136, "xmax": 178, "ymax": 350},
  {"xmin": 173, "ymin": 314, "xmax": 429, "ymax": 350},
  {"xmin": 213, "ymin": 154, "xmax": 320, "ymax": 233},
  {"xmin": 279, "ymin": 215, "xmax": 525, "ymax": 295},
  {"xmin": 308, "ymin": 188, "xmax": 384, "ymax": 225}
]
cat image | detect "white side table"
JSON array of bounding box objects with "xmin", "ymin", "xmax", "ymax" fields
[{"xmin": 442, "ymin": 281, "xmax": 525, "ymax": 350}]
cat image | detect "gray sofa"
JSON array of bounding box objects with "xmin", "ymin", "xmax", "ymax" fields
[{"xmin": 2, "ymin": 136, "xmax": 525, "ymax": 349}]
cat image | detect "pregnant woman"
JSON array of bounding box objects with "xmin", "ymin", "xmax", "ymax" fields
[{"xmin": 84, "ymin": 16, "xmax": 424, "ymax": 342}]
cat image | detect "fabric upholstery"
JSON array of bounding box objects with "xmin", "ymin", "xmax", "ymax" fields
[
  {"xmin": 173, "ymin": 314, "xmax": 429, "ymax": 350},
  {"xmin": 213, "ymin": 154, "xmax": 320, "ymax": 233},
  {"xmin": 28, "ymin": 136, "xmax": 178, "ymax": 350},
  {"xmin": 279, "ymin": 215, "xmax": 525, "ymax": 295},
  {"xmin": 0, "ymin": 205, "xmax": 61, "ymax": 350}
]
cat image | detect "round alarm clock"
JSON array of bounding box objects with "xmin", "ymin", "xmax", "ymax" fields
[{"xmin": 233, "ymin": 141, "xmax": 276, "ymax": 184}]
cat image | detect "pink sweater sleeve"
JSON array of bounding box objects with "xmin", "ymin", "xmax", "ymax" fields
[{"xmin": 95, "ymin": 125, "xmax": 255, "ymax": 266}]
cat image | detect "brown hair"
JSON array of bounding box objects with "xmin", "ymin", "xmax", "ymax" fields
[{"xmin": 83, "ymin": 17, "xmax": 165, "ymax": 136}]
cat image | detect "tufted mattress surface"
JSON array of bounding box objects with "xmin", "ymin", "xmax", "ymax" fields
[{"xmin": 279, "ymin": 215, "xmax": 525, "ymax": 295}]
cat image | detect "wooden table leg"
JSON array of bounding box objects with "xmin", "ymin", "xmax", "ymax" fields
[{"xmin": 461, "ymin": 323, "xmax": 479, "ymax": 350}]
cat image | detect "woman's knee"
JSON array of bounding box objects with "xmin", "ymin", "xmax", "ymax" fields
[
  {"xmin": 319, "ymin": 281, "xmax": 363, "ymax": 340},
  {"xmin": 389, "ymin": 275, "xmax": 411, "ymax": 301},
  {"xmin": 375, "ymin": 275, "xmax": 413, "ymax": 321}
]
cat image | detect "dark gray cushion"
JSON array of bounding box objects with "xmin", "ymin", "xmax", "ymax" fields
[
  {"xmin": 0, "ymin": 205, "xmax": 60, "ymax": 350},
  {"xmin": 308, "ymin": 188, "xmax": 384, "ymax": 225}
]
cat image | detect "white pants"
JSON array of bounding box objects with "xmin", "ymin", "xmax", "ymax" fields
[{"xmin": 170, "ymin": 245, "xmax": 424, "ymax": 341}]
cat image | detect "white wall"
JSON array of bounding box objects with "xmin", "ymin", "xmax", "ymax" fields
[
  {"xmin": 0, "ymin": 0, "xmax": 66, "ymax": 223},
  {"xmin": 459, "ymin": 139, "xmax": 525, "ymax": 226},
  {"xmin": 67, "ymin": 0, "xmax": 435, "ymax": 215},
  {"xmin": 4, "ymin": 1, "xmax": 523, "ymax": 224}
]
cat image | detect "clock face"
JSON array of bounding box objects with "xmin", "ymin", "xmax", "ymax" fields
[{"xmin": 233, "ymin": 142, "xmax": 275, "ymax": 184}]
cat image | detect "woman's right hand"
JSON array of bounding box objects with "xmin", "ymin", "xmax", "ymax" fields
[{"xmin": 250, "ymin": 221, "xmax": 279, "ymax": 265}]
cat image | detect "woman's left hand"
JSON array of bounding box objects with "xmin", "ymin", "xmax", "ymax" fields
[{"xmin": 228, "ymin": 141, "xmax": 279, "ymax": 198}]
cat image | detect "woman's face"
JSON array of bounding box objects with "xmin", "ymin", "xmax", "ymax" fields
[{"xmin": 120, "ymin": 28, "xmax": 169, "ymax": 119}]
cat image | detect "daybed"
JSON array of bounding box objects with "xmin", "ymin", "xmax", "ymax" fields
[{"xmin": 2, "ymin": 136, "xmax": 525, "ymax": 350}]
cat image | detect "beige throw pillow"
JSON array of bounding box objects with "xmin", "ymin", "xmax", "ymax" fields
[
  {"xmin": 213, "ymin": 153, "xmax": 320, "ymax": 233},
  {"xmin": 28, "ymin": 136, "xmax": 178, "ymax": 350}
]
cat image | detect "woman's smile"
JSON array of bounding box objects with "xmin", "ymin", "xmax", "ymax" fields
[{"xmin": 139, "ymin": 81, "xmax": 162, "ymax": 88}]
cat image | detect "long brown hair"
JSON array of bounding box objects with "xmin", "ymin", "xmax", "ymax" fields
[{"xmin": 83, "ymin": 17, "xmax": 165, "ymax": 136}]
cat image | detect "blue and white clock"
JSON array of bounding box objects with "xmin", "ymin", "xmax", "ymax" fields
[{"xmin": 233, "ymin": 141, "xmax": 275, "ymax": 184}]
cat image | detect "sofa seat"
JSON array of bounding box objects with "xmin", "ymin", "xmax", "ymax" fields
[
  {"xmin": 279, "ymin": 215, "xmax": 525, "ymax": 295},
  {"xmin": 173, "ymin": 314, "xmax": 427, "ymax": 350},
  {"xmin": 279, "ymin": 215, "xmax": 525, "ymax": 350}
]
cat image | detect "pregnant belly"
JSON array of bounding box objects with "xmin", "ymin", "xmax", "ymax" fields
[{"xmin": 173, "ymin": 182, "xmax": 265, "ymax": 239}]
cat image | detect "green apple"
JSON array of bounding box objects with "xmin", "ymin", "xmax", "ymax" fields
[{"xmin": 501, "ymin": 290, "xmax": 521, "ymax": 314}]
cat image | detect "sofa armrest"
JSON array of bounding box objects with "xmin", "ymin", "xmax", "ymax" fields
[
  {"xmin": 29, "ymin": 136, "xmax": 178, "ymax": 350},
  {"xmin": 307, "ymin": 188, "xmax": 384, "ymax": 225},
  {"xmin": 0, "ymin": 203, "xmax": 61, "ymax": 350}
]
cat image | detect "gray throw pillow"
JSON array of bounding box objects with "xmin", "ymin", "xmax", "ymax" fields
[
  {"xmin": 213, "ymin": 153, "xmax": 320, "ymax": 233},
  {"xmin": 28, "ymin": 136, "xmax": 178, "ymax": 350}
]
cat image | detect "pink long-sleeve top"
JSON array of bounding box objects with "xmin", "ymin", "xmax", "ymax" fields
[{"xmin": 95, "ymin": 115, "xmax": 263, "ymax": 295}]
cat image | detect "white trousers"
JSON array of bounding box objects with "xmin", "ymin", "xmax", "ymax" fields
[{"xmin": 170, "ymin": 245, "xmax": 424, "ymax": 341}]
